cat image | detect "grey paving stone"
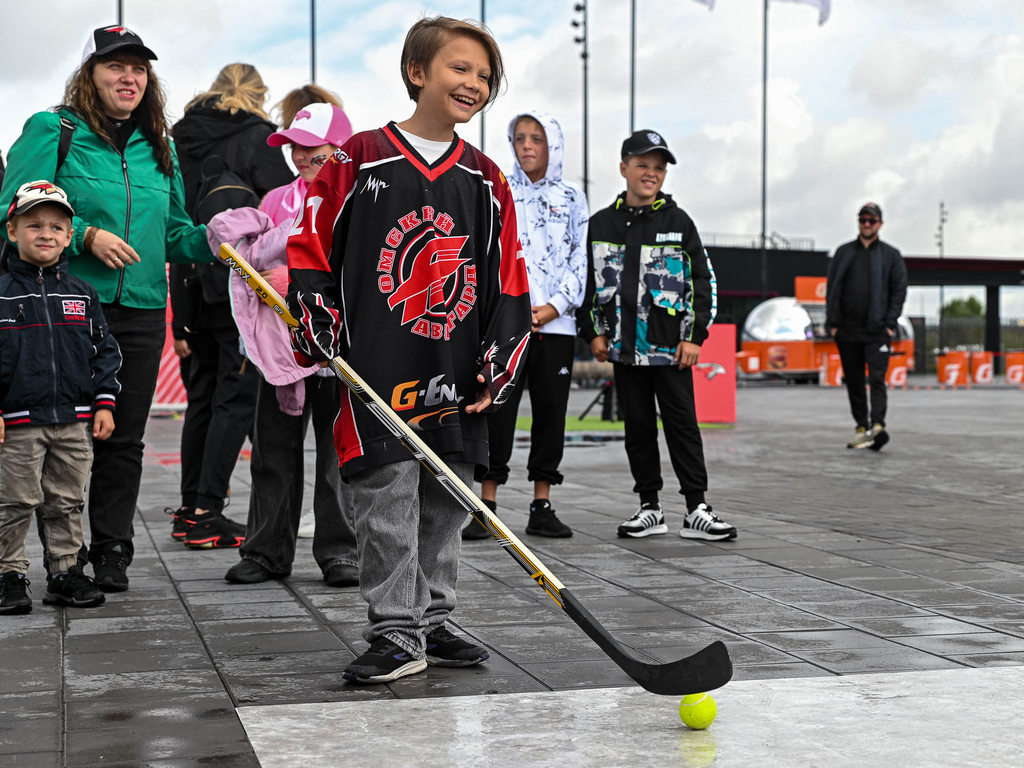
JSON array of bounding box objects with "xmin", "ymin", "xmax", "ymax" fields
[
  {"xmin": 792, "ymin": 648, "xmax": 967, "ymax": 674},
  {"xmin": 891, "ymin": 632, "xmax": 1024, "ymax": 655},
  {"xmin": 843, "ymin": 616, "xmax": 993, "ymax": 637}
]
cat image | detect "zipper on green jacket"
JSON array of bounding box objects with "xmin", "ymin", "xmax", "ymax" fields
[{"xmin": 114, "ymin": 152, "xmax": 132, "ymax": 304}]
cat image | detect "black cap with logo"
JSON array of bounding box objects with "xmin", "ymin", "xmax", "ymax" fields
[
  {"xmin": 621, "ymin": 129, "xmax": 677, "ymax": 164},
  {"xmin": 81, "ymin": 25, "xmax": 158, "ymax": 65}
]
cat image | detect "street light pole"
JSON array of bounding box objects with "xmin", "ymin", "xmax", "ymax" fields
[
  {"xmin": 936, "ymin": 201, "xmax": 948, "ymax": 351},
  {"xmin": 572, "ymin": 3, "xmax": 590, "ymax": 201}
]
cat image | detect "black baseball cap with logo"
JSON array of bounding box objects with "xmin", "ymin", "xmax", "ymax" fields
[
  {"xmin": 81, "ymin": 25, "xmax": 158, "ymax": 65},
  {"xmin": 621, "ymin": 129, "xmax": 677, "ymax": 164},
  {"xmin": 858, "ymin": 202, "xmax": 883, "ymax": 220}
]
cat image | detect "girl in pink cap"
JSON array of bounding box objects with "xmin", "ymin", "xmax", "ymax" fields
[{"xmin": 206, "ymin": 99, "xmax": 358, "ymax": 588}]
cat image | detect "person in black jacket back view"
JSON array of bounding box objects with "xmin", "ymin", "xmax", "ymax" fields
[
  {"xmin": 169, "ymin": 63, "xmax": 294, "ymax": 547},
  {"xmin": 826, "ymin": 202, "xmax": 908, "ymax": 451}
]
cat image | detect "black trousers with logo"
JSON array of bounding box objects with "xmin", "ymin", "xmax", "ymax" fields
[
  {"xmin": 482, "ymin": 333, "xmax": 576, "ymax": 487},
  {"xmin": 836, "ymin": 329, "xmax": 891, "ymax": 429},
  {"xmin": 613, "ymin": 362, "xmax": 708, "ymax": 498}
]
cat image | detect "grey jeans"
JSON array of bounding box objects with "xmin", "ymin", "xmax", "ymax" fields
[
  {"xmin": 0, "ymin": 422, "xmax": 92, "ymax": 575},
  {"xmin": 348, "ymin": 459, "xmax": 473, "ymax": 658}
]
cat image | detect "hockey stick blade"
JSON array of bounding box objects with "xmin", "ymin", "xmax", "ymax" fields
[
  {"xmin": 219, "ymin": 242, "xmax": 734, "ymax": 696},
  {"xmin": 561, "ymin": 590, "xmax": 732, "ymax": 695}
]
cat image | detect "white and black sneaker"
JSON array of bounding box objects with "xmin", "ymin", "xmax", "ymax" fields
[
  {"xmin": 617, "ymin": 503, "xmax": 669, "ymax": 538},
  {"xmin": 680, "ymin": 503, "xmax": 737, "ymax": 541}
]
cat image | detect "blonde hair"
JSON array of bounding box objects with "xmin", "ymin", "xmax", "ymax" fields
[
  {"xmin": 185, "ymin": 63, "xmax": 269, "ymax": 118},
  {"xmin": 274, "ymin": 84, "xmax": 342, "ymax": 129}
]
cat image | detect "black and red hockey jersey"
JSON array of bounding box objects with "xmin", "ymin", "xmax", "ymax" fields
[{"xmin": 286, "ymin": 122, "xmax": 531, "ymax": 476}]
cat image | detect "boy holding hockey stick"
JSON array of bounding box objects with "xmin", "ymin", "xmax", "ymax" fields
[
  {"xmin": 286, "ymin": 17, "xmax": 531, "ymax": 683},
  {"xmin": 577, "ymin": 131, "xmax": 738, "ymax": 542}
]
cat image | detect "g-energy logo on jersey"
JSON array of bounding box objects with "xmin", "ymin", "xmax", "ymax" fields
[
  {"xmin": 376, "ymin": 207, "xmax": 478, "ymax": 341},
  {"xmin": 391, "ymin": 374, "xmax": 465, "ymax": 411}
]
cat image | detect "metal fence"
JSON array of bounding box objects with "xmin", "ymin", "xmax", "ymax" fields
[{"xmin": 920, "ymin": 318, "xmax": 1024, "ymax": 372}]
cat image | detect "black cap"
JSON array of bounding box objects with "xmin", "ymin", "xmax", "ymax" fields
[
  {"xmin": 81, "ymin": 25, "xmax": 157, "ymax": 65},
  {"xmin": 621, "ymin": 129, "xmax": 676, "ymax": 164},
  {"xmin": 859, "ymin": 202, "xmax": 883, "ymax": 220}
]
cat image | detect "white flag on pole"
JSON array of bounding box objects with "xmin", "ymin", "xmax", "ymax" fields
[
  {"xmin": 774, "ymin": 0, "xmax": 831, "ymax": 25},
  {"xmin": 692, "ymin": 0, "xmax": 715, "ymax": 9}
]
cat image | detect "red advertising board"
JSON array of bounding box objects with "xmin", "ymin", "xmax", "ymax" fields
[{"xmin": 694, "ymin": 324, "xmax": 736, "ymax": 424}]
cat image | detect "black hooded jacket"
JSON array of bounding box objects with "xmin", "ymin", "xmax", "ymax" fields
[
  {"xmin": 0, "ymin": 253, "xmax": 121, "ymax": 427},
  {"xmin": 171, "ymin": 104, "xmax": 294, "ymax": 326}
]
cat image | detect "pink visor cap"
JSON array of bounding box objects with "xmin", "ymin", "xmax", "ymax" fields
[{"xmin": 267, "ymin": 103, "xmax": 353, "ymax": 149}]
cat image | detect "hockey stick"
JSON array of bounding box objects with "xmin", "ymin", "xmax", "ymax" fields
[{"xmin": 220, "ymin": 243, "xmax": 732, "ymax": 695}]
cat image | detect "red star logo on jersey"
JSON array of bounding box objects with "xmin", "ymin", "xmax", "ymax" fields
[{"xmin": 387, "ymin": 235, "xmax": 470, "ymax": 325}]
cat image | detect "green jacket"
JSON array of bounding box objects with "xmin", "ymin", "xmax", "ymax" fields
[{"xmin": 0, "ymin": 110, "xmax": 212, "ymax": 309}]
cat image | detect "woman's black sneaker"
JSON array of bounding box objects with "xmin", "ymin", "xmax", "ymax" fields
[
  {"xmin": 42, "ymin": 566, "xmax": 105, "ymax": 608},
  {"xmin": 525, "ymin": 500, "xmax": 573, "ymax": 538},
  {"xmin": 425, "ymin": 626, "xmax": 489, "ymax": 667},
  {"xmin": 183, "ymin": 513, "xmax": 246, "ymax": 549},
  {"xmin": 343, "ymin": 637, "xmax": 427, "ymax": 683},
  {"xmin": 93, "ymin": 544, "xmax": 130, "ymax": 592},
  {"xmin": 0, "ymin": 572, "xmax": 32, "ymax": 614}
]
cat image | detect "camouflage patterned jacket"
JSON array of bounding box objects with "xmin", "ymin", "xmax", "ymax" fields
[{"xmin": 577, "ymin": 192, "xmax": 713, "ymax": 366}]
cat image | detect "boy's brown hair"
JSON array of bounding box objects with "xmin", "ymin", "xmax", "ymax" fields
[{"xmin": 400, "ymin": 16, "xmax": 505, "ymax": 108}]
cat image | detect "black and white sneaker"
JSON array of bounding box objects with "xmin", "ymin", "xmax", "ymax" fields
[
  {"xmin": 680, "ymin": 503, "xmax": 737, "ymax": 541},
  {"xmin": 0, "ymin": 572, "xmax": 32, "ymax": 615},
  {"xmin": 617, "ymin": 503, "xmax": 669, "ymax": 538},
  {"xmin": 343, "ymin": 637, "xmax": 427, "ymax": 683},
  {"xmin": 425, "ymin": 626, "xmax": 490, "ymax": 667}
]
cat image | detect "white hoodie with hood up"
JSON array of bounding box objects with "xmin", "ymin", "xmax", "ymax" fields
[{"xmin": 507, "ymin": 111, "xmax": 590, "ymax": 337}]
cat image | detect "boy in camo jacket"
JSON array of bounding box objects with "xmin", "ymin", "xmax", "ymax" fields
[{"xmin": 577, "ymin": 130, "xmax": 737, "ymax": 542}]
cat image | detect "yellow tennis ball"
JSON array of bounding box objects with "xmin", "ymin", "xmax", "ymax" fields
[{"xmin": 678, "ymin": 692, "xmax": 717, "ymax": 730}]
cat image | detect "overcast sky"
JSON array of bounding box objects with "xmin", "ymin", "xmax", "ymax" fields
[{"xmin": 2, "ymin": 0, "xmax": 1023, "ymax": 317}]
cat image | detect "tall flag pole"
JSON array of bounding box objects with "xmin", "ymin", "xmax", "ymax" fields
[
  {"xmin": 629, "ymin": 0, "xmax": 636, "ymax": 132},
  {"xmin": 310, "ymin": 0, "xmax": 317, "ymax": 83},
  {"xmin": 760, "ymin": 0, "xmax": 769, "ymax": 299},
  {"xmin": 480, "ymin": 0, "xmax": 486, "ymax": 151}
]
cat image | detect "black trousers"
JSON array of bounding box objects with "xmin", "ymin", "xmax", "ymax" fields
[
  {"xmin": 87, "ymin": 305, "xmax": 166, "ymax": 563},
  {"xmin": 836, "ymin": 330, "xmax": 891, "ymax": 429},
  {"xmin": 240, "ymin": 376, "xmax": 357, "ymax": 573},
  {"xmin": 483, "ymin": 333, "xmax": 576, "ymax": 486},
  {"xmin": 179, "ymin": 325, "xmax": 259, "ymax": 512},
  {"xmin": 613, "ymin": 363, "xmax": 708, "ymax": 497}
]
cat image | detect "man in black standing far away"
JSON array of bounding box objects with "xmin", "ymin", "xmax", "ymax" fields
[{"xmin": 827, "ymin": 202, "xmax": 908, "ymax": 451}]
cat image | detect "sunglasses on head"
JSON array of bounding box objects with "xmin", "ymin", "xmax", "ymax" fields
[{"xmin": 858, "ymin": 217, "xmax": 879, "ymax": 224}]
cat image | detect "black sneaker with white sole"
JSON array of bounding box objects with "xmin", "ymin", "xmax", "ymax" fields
[
  {"xmin": 425, "ymin": 626, "xmax": 489, "ymax": 667},
  {"xmin": 680, "ymin": 503, "xmax": 737, "ymax": 541},
  {"xmin": 617, "ymin": 503, "xmax": 669, "ymax": 538},
  {"xmin": 343, "ymin": 637, "xmax": 427, "ymax": 683}
]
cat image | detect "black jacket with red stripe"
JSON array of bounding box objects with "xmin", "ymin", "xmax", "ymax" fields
[
  {"xmin": 0, "ymin": 253, "xmax": 120, "ymax": 428},
  {"xmin": 286, "ymin": 122, "xmax": 531, "ymax": 476}
]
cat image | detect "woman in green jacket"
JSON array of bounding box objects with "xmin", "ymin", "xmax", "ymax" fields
[{"xmin": 0, "ymin": 26, "xmax": 212, "ymax": 592}]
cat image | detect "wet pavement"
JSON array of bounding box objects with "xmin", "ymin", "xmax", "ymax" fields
[{"xmin": 2, "ymin": 383, "xmax": 1023, "ymax": 766}]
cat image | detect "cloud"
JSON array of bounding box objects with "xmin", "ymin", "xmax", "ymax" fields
[{"xmin": 2, "ymin": 0, "xmax": 1024, "ymax": 265}]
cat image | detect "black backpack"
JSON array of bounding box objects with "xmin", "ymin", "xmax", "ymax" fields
[
  {"xmin": 191, "ymin": 140, "xmax": 260, "ymax": 304},
  {"xmin": 1, "ymin": 116, "xmax": 76, "ymax": 275}
]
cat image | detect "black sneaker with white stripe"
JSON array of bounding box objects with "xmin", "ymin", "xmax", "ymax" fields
[
  {"xmin": 617, "ymin": 503, "xmax": 669, "ymax": 538},
  {"xmin": 343, "ymin": 637, "xmax": 427, "ymax": 683},
  {"xmin": 680, "ymin": 503, "xmax": 737, "ymax": 541}
]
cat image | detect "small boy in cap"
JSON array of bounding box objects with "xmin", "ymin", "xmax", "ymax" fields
[
  {"xmin": 577, "ymin": 130, "xmax": 737, "ymax": 541},
  {"xmin": 0, "ymin": 181, "xmax": 121, "ymax": 613}
]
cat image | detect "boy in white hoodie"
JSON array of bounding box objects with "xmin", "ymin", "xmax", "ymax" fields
[{"xmin": 465, "ymin": 111, "xmax": 589, "ymax": 539}]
